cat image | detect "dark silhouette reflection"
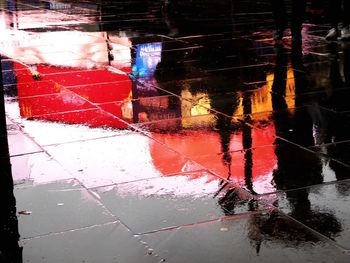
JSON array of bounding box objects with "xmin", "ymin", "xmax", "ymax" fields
[
  {"xmin": 99, "ymin": 1, "xmax": 164, "ymax": 33},
  {"xmin": 216, "ymin": 187, "xmax": 241, "ymax": 216},
  {"xmin": 345, "ymin": 43, "xmax": 350, "ymax": 87},
  {"xmin": 161, "ymin": 0, "xmax": 180, "ymax": 36},
  {"xmin": 271, "ymin": 45, "xmax": 324, "ymax": 188},
  {"xmin": 219, "ymin": 44, "xmax": 346, "ymax": 253},
  {"xmin": 328, "ymin": 42, "xmax": 346, "ymax": 89},
  {"xmin": 320, "ymin": 42, "xmax": 350, "ymax": 185},
  {"xmin": 153, "ymin": 22, "xmax": 268, "ymax": 209},
  {"xmin": 155, "ymin": 38, "xmax": 277, "ymax": 227},
  {"xmin": 152, "ymin": 7, "xmax": 345, "ymax": 248},
  {"xmin": 213, "ymin": 98, "xmax": 238, "ymax": 182},
  {"xmin": 0, "ymin": 57, "xmax": 22, "ymax": 262},
  {"xmin": 247, "ymin": 210, "xmax": 326, "ymax": 255},
  {"xmin": 161, "ymin": 0, "xmax": 234, "ymax": 36},
  {"xmin": 271, "ymin": 0, "xmax": 306, "ymax": 43},
  {"xmin": 271, "ymin": 46, "xmax": 288, "ymax": 109},
  {"xmin": 324, "ymin": 42, "xmax": 350, "ymax": 102},
  {"xmin": 154, "ymin": 35, "xmax": 266, "ymax": 185},
  {"xmin": 269, "ymin": 45, "xmax": 342, "ymax": 243},
  {"xmin": 272, "ymin": 45, "xmax": 319, "ymax": 194},
  {"xmin": 241, "ymin": 93, "xmax": 255, "ymax": 194}
]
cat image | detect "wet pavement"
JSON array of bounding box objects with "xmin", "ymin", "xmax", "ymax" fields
[{"xmin": 1, "ymin": 0, "xmax": 350, "ymax": 262}]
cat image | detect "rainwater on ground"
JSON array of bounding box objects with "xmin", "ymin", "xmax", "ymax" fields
[{"xmin": 1, "ymin": 0, "xmax": 350, "ymax": 262}]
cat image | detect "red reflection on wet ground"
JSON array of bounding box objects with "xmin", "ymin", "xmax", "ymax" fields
[
  {"xmin": 150, "ymin": 126, "xmax": 276, "ymax": 186},
  {"xmin": 8, "ymin": 53, "xmax": 278, "ymax": 192},
  {"xmin": 13, "ymin": 61, "xmax": 132, "ymax": 129}
]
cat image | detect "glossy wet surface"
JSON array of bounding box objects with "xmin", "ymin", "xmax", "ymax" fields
[{"xmin": 1, "ymin": 0, "xmax": 350, "ymax": 262}]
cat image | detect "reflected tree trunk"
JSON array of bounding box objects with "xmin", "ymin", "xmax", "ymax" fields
[{"xmin": 242, "ymin": 92, "xmax": 254, "ymax": 194}]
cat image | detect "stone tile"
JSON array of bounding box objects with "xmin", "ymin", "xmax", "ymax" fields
[
  {"xmin": 153, "ymin": 62, "xmax": 271, "ymax": 89},
  {"xmin": 11, "ymin": 152, "xmax": 73, "ymax": 185},
  {"xmin": 161, "ymin": 37, "xmax": 270, "ymax": 68},
  {"xmin": 17, "ymin": 93, "xmax": 95, "ymax": 117},
  {"xmin": 137, "ymin": 114, "xmax": 275, "ymax": 156},
  {"xmin": 5, "ymin": 118, "xmax": 43, "ymax": 157},
  {"xmin": 310, "ymin": 141, "xmax": 350, "ymax": 169},
  {"xmin": 19, "ymin": 119, "xmax": 130, "ymax": 146},
  {"xmin": 66, "ymin": 80, "xmax": 132, "ymax": 104},
  {"xmin": 21, "ymin": 222, "xmax": 158, "ymax": 263},
  {"xmin": 192, "ymin": 146, "xmax": 276, "ymax": 194},
  {"xmin": 319, "ymin": 88, "xmax": 350, "ymax": 113},
  {"xmin": 268, "ymin": 61, "xmax": 330, "ymax": 105},
  {"xmin": 246, "ymin": 106, "xmax": 350, "ymax": 148},
  {"xmin": 141, "ymin": 211, "xmax": 349, "ymax": 263},
  {"xmin": 274, "ymin": 180, "xmax": 350, "ymax": 250},
  {"xmin": 15, "ymin": 180, "xmax": 115, "ymax": 239},
  {"xmin": 97, "ymin": 95, "xmax": 183, "ymax": 124},
  {"xmin": 193, "ymin": 140, "xmax": 350, "ymax": 194},
  {"xmin": 27, "ymin": 107, "xmax": 131, "ymax": 129},
  {"xmin": 16, "ymin": 80, "xmax": 61, "ymax": 97},
  {"xmin": 145, "ymin": 74, "xmax": 274, "ymax": 116},
  {"xmin": 91, "ymin": 171, "xmax": 259, "ymax": 234},
  {"xmin": 44, "ymin": 134, "xmax": 202, "ymax": 188},
  {"xmin": 270, "ymin": 139, "xmax": 350, "ymax": 191},
  {"xmin": 1, "ymin": 0, "xmax": 350, "ymax": 262},
  {"xmin": 112, "ymin": 34, "xmax": 165, "ymax": 45},
  {"xmin": 5, "ymin": 100, "xmax": 22, "ymax": 121}
]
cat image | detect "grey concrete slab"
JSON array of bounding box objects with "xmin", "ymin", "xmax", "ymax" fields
[
  {"xmin": 141, "ymin": 211, "xmax": 350, "ymax": 263},
  {"xmin": 246, "ymin": 106, "xmax": 350, "ymax": 148},
  {"xmin": 19, "ymin": 119, "xmax": 131, "ymax": 146},
  {"xmin": 5, "ymin": 117, "xmax": 43, "ymax": 157},
  {"xmin": 21, "ymin": 222, "xmax": 158, "ymax": 263},
  {"xmin": 274, "ymin": 180, "xmax": 350, "ymax": 250},
  {"xmin": 2, "ymin": 0, "xmax": 350, "ymax": 261},
  {"xmin": 310, "ymin": 141, "xmax": 350, "ymax": 168},
  {"xmin": 91, "ymin": 171, "xmax": 262, "ymax": 234},
  {"xmin": 44, "ymin": 134, "xmax": 202, "ymax": 188},
  {"xmin": 11, "ymin": 152, "xmax": 72, "ymax": 184},
  {"xmin": 15, "ymin": 180, "xmax": 115, "ymax": 239}
]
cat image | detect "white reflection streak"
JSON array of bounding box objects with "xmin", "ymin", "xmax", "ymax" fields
[
  {"xmin": 0, "ymin": 12, "xmax": 131, "ymax": 69},
  {"xmin": 108, "ymin": 176, "xmax": 220, "ymax": 199}
]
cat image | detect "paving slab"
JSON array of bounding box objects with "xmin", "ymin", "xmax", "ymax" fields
[
  {"xmin": 11, "ymin": 152, "xmax": 72, "ymax": 184},
  {"xmin": 272, "ymin": 180, "xmax": 350, "ymax": 250},
  {"xmin": 311, "ymin": 141, "xmax": 350, "ymax": 168},
  {"xmin": 192, "ymin": 141, "xmax": 350, "ymax": 194},
  {"xmin": 97, "ymin": 95, "xmax": 184, "ymax": 124},
  {"xmin": 43, "ymin": 133, "xmax": 202, "ymax": 188},
  {"xmin": 21, "ymin": 222, "xmax": 158, "ymax": 263},
  {"xmin": 141, "ymin": 211, "xmax": 350, "ymax": 263},
  {"xmin": 246, "ymin": 106, "xmax": 350, "ymax": 148},
  {"xmin": 137, "ymin": 114, "xmax": 275, "ymax": 153},
  {"xmin": 5, "ymin": 117, "xmax": 43, "ymax": 157},
  {"xmin": 15, "ymin": 179, "xmax": 115, "ymax": 239},
  {"xmin": 2, "ymin": 0, "xmax": 350, "ymax": 262},
  {"xmin": 17, "ymin": 119, "xmax": 131, "ymax": 146},
  {"xmin": 319, "ymin": 88, "xmax": 350, "ymax": 113},
  {"xmin": 91, "ymin": 170, "xmax": 261, "ymax": 234}
]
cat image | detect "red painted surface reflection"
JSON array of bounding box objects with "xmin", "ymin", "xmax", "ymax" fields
[
  {"xmin": 151, "ymin": 125, "xmax": 276, "ymax": 191},
  {"xmin": 14, "ymin": 61, "xmax": 132, "ymax": 129},
  {"xmin": 11, "ymin": 59, "xmax": 277, "ymax": 191}
]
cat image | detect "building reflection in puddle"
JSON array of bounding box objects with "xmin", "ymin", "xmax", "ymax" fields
[
  {"xmin": 1, "ymin": 11, "xmax": 279, "ymax": 193},
  {"xmin": 1, "ymin": 4, "xmax": 346, "ymax": 195}
]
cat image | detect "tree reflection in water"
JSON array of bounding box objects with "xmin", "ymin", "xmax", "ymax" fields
[{"xmin": 246, "ymin": 44, "xmax": 342, "ymax": 253}]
